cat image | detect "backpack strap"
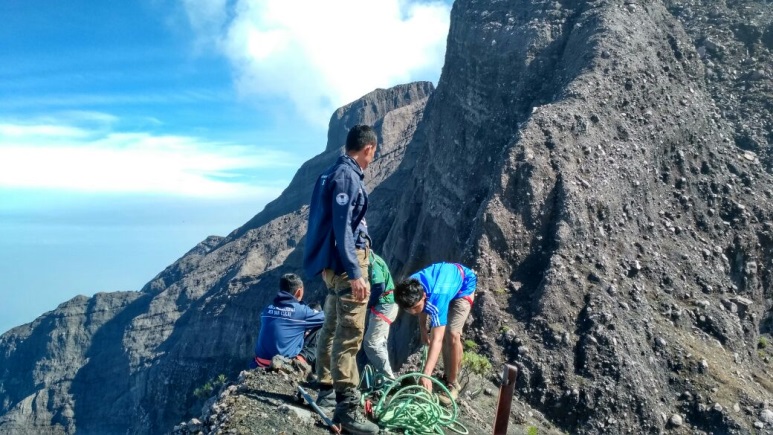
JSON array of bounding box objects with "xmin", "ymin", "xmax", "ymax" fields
[{"xmin": 370, "ymin": 306, "xmax": 393, "ymax": 325}]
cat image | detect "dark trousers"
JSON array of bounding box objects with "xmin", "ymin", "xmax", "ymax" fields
[{"xmin": 299, "ymin": 327, "xmax": 321, "ymax": 370}]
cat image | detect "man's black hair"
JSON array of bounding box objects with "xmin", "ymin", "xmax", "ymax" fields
[
  {"xmin": 345, "ymin": 125, "xmax": 377, "ymax": 153},
  {"xmin": 280, "ymin": 273, "xmax": 303, "ymax": 293},
  {"xmin": 394, "ymin": 278, "xmax": 425, "ymax": 309}
]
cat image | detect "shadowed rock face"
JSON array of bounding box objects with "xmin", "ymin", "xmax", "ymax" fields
[
  {"xmin": 3, "ymin": 0, "xmax": 773, "ymax": 434},
  {"xmin": 380, "ymin": 1, "xmax": 773, "ymax": 432}
]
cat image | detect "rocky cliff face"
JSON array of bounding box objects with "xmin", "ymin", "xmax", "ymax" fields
[
  {"xmin": 380, "ymin": 0, "xmax": 773, "ymax": 432},
  {"xmin": 2, "ymin": 0, "xmax": 773, "ymax": 434},
  {"xmin": 465, "ymin": 0, "xmax": 773, "ymax": 431}
]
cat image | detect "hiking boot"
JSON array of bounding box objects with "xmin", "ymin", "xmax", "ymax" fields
[
  {"xmin": 437, "ymin": 381, "xmax": 460, "ymax": 407},
  {"xmin": 315, "ymin": 387, "xmax": 336, "ymax": 414},
  {"xmin": 292, "ymin": 358, "xmax": 312, "ymax": 378},
  {"xmin": 333, "ymin": 404, "xmax": 379, "ymax": 434}
]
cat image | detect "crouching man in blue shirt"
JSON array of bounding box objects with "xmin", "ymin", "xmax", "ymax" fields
[
  {"xmin": 394, "ymin": 262, "xmax": 477, "ymax": 405},
  {"xmin": 251, "ymin": 273, "xmax": 325, "ymax": 371}
]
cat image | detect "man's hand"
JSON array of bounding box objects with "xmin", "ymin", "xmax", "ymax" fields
[
  {"xmin": 349, "ymin": 277, "xmax": 368, "ymax": 301},
  {"xmin": 419, "ymin": 376, "xmax": 433, "ymax": 392}
]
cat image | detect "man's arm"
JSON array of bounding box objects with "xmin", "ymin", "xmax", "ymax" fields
[
  {"xmin": 420, "ymin": 325, "xmax": 446, "ymax": 391},
  {"xmin": 419, "ymin": 312, "xmax": 430, "ymax": 345},
  {"xmin": 330, "ymin": 174, "xmax": 359, "ymax": 277},
  {"xmin": 301, "ymin": 305, "xmax": 325, "ymax": 329}
]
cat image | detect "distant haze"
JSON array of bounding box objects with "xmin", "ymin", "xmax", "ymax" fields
[{"xmin": 0, "ymin": 194, "xmax": 270, "ymax": 333}]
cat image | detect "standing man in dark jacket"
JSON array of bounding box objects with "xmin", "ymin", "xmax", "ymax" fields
[
  {"xmin": 303, "ymin": 125, "xmax": 379, "ymax": 434},
  {"xmin": 251, "ymin": 273, "xmax": 325, "ymax": 370}
]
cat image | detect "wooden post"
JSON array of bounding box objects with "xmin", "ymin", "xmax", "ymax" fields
[{"xmin": 493, "ymin": 364, "xmax": 518, "ymax": 435}]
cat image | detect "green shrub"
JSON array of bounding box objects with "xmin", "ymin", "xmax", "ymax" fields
[
  {"xmin": 759, "ymin": 337, "xmax": 768, "ymax": 349},
  {"xmin": 193, "ymin": 383, "xmax": 213, "ymax": 399},
  {"xmin": 527, "ymin": 426, "xmax": 539, "ymax": 435},
  {"xmin": 463, "ymin": 339, "xmax": 479, "ymax": 352},
  {"xmin": 462, "ymin": 351, "xmax": 492, "ymax": 376},
  {"xmin": 194, "ymin": 374, "xmax": 227, "ymax": 399}
]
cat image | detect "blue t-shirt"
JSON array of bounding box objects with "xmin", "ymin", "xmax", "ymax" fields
[{"xmin": 410, "ymin": 262, "xmax": 477, "ymax": 328}]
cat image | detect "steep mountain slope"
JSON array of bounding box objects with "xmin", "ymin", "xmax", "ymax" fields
[
  {"xmin": 376, "ymin": 0, "xmax": 773, "ymax": 432},
  {"xmin": 0, "ymin": 83, "xmax": 432, "ymax": 435},
  {"xmin": 665, "ymin": 0, "xmax": 772, "ymax": 168},
  {"xmin": 2, "ymin": 0, "xmax": 773, "ymax": 434}
]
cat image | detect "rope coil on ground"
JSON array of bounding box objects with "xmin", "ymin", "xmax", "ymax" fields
[{"xmin": 359, "ymin": 363, "xmax": 468, "ymax": 435}]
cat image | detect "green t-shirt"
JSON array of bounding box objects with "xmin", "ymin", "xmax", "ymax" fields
[{"xmin": 370, "ymin": 252, "xmax": 395, "ymax": 305}]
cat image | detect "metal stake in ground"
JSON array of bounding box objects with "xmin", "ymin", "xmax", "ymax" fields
[
  {"xmin": 493, "ymin": 364, "xmax": 518, "ymax": 435},
  {"xmin": 297, "ymin": 385, "xmax": 342, "ymax": 434}
]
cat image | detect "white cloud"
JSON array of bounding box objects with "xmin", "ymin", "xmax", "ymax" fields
[
  {"xmin": 0, "ymin": 116, "xmax": 293, "ymax": 198},
  {"xmin": 0, "ymin": 124, "xmax": 90, "ymax": 139},
  {"xmin": 56, "ymin": 110, "xmax": 121, "ymax": 125},
  {"xmin": 183, "ymin": 0, "xmax": 451, "ymax": 125},
  {"xmin": 0, "ymin": 88, "xmax": 232, "ymax": 114}
]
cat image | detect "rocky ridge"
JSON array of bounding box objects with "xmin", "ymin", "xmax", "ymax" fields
[{"xmin": 171, "ymin": 360, "xmax": 559, "ymax": 435}]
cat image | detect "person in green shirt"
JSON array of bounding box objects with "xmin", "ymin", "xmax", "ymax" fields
[{"xmin": 362, "ymin": 251, "xmax": 397, "ymax": 379}]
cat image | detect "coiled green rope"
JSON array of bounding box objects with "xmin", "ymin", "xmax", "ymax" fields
[
  {"xmin": 372, "ymin": 372, "xmax": 467, "ymax": 434},
  {"xmin": 358, "ymin": 347, "xmax": 468, "ymax": 435}
]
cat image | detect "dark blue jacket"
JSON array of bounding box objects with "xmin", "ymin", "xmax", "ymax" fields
[
  {"xmin": 254, "ymin": 291, "xmax": 325, "ymax": 361},
  {"xmin": 303, "ymin": 155, "xmax": 369, "ymax": 279}
]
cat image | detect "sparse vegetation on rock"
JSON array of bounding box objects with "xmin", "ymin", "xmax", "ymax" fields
[{"xmin": 462, "ymin": 351, "xmax": 493, "ymax": 377}]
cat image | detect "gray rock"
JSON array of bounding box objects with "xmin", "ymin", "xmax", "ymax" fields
[
  {"xmin": 761, "ymin": 409, "xmax": 773, "ymax": 424},
  {"xmin": 731, "ymin": 296, "xmax": 753, "ymax": 308},
  {"xmin": 670, "ymin": 414, "xmax": 683, "ymax": 427},
  {"xmin": 724, "ymin": 301, "xmax": 737, "ymax": 313},
  {"xmin": 278, "ymin": 404, "xmax": 313, "ymax": 423}
]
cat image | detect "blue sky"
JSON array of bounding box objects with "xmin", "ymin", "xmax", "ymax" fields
[{"xmin": 0, "ymin": 0, "xmax": 451, "ymax": 333}]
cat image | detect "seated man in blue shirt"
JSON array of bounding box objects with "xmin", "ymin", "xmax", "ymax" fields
[
  {"xmin": 394, "ymin": 262, "xmax": 477, "ymax": 404},
  {"xmin": 251, "ymin": 273, "xmax": 325, "ymax": 371}
]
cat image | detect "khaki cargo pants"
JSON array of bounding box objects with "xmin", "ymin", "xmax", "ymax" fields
[{"xmin": 316, "ymin": 249, "xmax": 370, "ymax": 392}]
